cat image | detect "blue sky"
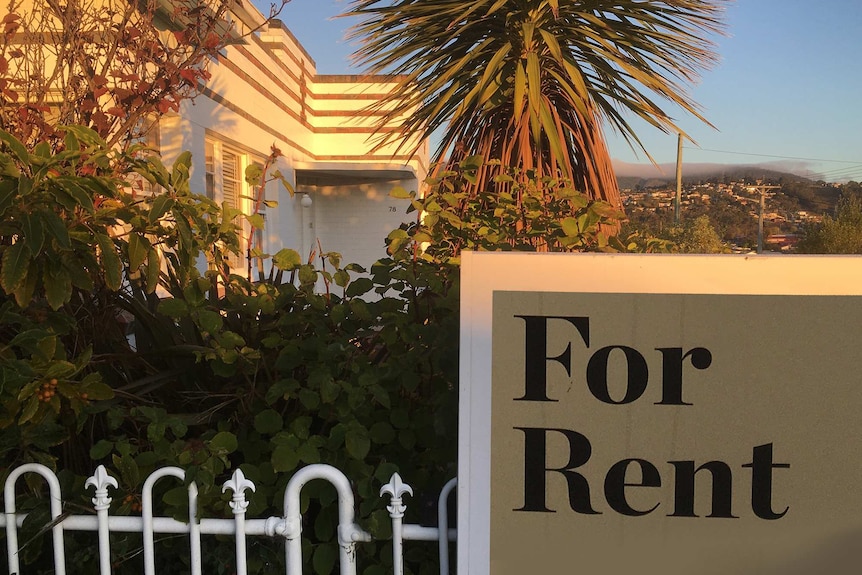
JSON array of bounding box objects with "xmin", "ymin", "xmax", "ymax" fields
[{"xmin": 265, "ymin": 0, "xmax": 862, "ymax": 181}]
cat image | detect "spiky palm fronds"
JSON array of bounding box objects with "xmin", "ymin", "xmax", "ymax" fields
[{"xmin": 347, "ymin": 0, "xmax": 727, "ymax": 206}]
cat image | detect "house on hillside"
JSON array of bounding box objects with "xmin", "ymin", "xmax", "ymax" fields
[{"xmin": 155, "ymin": 1, "xmax": 429, "ymax": 274}]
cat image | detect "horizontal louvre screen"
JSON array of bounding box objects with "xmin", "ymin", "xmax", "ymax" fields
[{"xmin": 222, "ymin": 150, "xmax": 241, "ymax": 211}]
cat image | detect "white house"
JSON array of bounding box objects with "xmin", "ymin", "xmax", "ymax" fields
[{"xmin": 156, "ymin": 1, "xmax": 429, "ymax": 275}]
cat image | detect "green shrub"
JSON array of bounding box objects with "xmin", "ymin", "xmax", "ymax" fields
[{"xmin": 0, "ymin": 135, "xmax": 624, "ymax": 574}]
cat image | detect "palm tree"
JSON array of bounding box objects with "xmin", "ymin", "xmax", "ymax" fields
[{"xmin": 347, "ymin": 0, "xmax": 727, "ymax": 208}]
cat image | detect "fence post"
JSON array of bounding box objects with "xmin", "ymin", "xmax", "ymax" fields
[
  {"xmin": 437, "ymin": 478, "xmax": 457, "ymax": 575},
  {"xmin": 381, "ymin": 473, "xmax": 413, "ymax": 575},
  {"xmin": 142, "ymin": 467, "xmax": 200, "ymax": 575},
  {"xmin": 187, "ymin": 481, "xmax": 202, "ymax": 575},
  {"xmin": 4, "ymin": 464, "xmax": 67, "ymax": 575},
  {"xmin": 222, "ymin": 469, "xmax": 256, "ymax": 575},
  {"xmin": 85, "ymin": 466, "xmax": 119, "ymax": 575},
  {"xmin": 268, "ymin": 464, "xmax": 371, "ymax": 575}
]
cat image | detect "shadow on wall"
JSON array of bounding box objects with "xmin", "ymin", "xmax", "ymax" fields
[
  {"xmin": 314, "ymin": 182, "xmax": 389, "ymax": 201},
  {"xmin": 294, "ymin": 178, "xmax": 416, "ymax": 274}
]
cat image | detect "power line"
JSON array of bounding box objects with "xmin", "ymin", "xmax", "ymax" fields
[
  {"xmin": 816, "ymin": 163, "xmax": 862, "ymax": 175},
  {"xmin": 683, "ymin": 147, "xmax": 860, "ymax": 165},
  {"xmin": 801, "ymin": 163, "xmax": 862, "ymax": 180}
]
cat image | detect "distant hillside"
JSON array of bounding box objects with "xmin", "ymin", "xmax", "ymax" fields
[
  {"xmin": 615, "ymin": 163, "xmax": 812, "ymax": 190},
  {"xmin": 780, "ymin": 181, "xmax": 843, "ymax": 213},
  {"xmin": 617, "ymin": 162, "xmax": 847, "ymax": 217}
]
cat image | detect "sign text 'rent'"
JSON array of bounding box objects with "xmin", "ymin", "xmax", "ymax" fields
[{"xmin": 513, "ymin": 315, "xmax": 790, "ymax": 520}]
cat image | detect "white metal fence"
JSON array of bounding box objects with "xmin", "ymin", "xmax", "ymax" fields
[{"xmin": 1, "ymin": 463, "xmax": 456, "ymax": 575}]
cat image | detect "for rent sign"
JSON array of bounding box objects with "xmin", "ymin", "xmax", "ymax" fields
[{"xmin": 458, "ymin": 253, "xmax": 862, "ymax": 575}]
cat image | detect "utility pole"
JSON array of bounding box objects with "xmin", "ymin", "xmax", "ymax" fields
[
  {"xmin": 674, "ymin": 133, "xmax": 683, "ymax": 224},
  {"xmin": 747, "ymin": 184, "xmax": 781, "ymax": 254}
]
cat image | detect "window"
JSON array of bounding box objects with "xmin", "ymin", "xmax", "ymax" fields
[
  {"xmin": 204, "ymin": 136, "xmax": 264, "ymax": 270},
  {"xmin": 205, "ymin": 140, "xmax": 216, "ymax": 200},
  {"xmin": 221, "ymin": 149, "xmax": 242, "ymax": 212}
]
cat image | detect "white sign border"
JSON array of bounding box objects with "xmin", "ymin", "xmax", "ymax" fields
[{"xmin": 458, "ymin": 252, "xmax": 862, "ymax": 575}]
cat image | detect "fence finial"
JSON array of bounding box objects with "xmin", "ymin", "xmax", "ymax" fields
[
  {"xmin": 85, "ymin": 465, "xmax": 119, "ymax": 510},
  {"xmin": 222, "ymin": 469, "xmax": 256, "ymax": 513},
  {"xmin": 381, "ymin": 472, "xmax": 413, "ymax": 519}
]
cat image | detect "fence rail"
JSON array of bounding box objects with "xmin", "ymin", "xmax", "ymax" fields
[{"xmin": 1, "ymin": 463, "xmax": 456, "ymax": 575}]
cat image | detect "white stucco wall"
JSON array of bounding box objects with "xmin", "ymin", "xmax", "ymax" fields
[
  {"xmin": 297, "ymin": 177, "xmax": 418, "ymax": 272},
  {"xmin": 153, "ymin": 11, "xmax": 428, "ymax": 277}
]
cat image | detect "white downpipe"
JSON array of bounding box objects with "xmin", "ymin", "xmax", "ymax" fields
[{"xmin": 300, "ymin": 191, "xmax": 313, "ymax": 263}]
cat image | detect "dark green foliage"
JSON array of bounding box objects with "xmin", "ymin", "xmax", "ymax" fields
[
  {"xmin": 797, "ymin": 194, "xmax": 862, "ymax": 254},
  {"xmin": 780, "ymin": 180, "xmax": 843, "ymax": 214},
  {"xmin": 387, "ymin": 157, "xmax": 628, "ymax": 261},
  {"xmin": 645, "ymin": 215, "xmax": 728, "ymax": 254},
  {"xmin": 0, "ymin": 128, "xmax": 458, "ymax": 574},
  {"xmin": 0, "ymin": 135, "xmax": 624, "ymax": 573}
]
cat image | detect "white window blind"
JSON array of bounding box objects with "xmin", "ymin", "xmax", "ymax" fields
[{"xmin": 221, "ymin": 149, "xmax": 241, "ymax": 212}]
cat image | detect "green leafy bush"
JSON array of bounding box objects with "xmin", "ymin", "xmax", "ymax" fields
[
  {"xmin": 386, "ymin": 157, "xmax": 626, "ymax": 264},
  {"xmin": 0, "ymin": 128, "xmax": 458, "ymax": 574},
  {"xmin": 0, "ymin": 135, "xmax": 626, "ymax": 574},
  {"xmin": 797, "ymin": 194, "xmax": 862, "ymax": 254}
]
